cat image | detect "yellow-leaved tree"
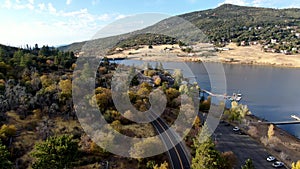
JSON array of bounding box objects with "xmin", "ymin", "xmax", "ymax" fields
[
  {"xmin": 268, "ymin": 124, "xmax": 275, "ymax": 139},
  {"xmin": 292, "ymin": 161, "xmax": 300, "ymax": 169},
  {"xmin": 153, "ymin": 161, "xmax": 169, "ymax": 169}
]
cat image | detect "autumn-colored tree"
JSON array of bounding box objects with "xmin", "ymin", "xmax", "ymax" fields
[
  {"xmin": 111, "ymin": 120, "xmax": 122, "ymax": 132},
  {"xmin": 40, "ymin": 74, "xmax": 57, "ymax": 93},
  {"xmin": 154, "ymin": 76, "xmax": 162, "ymax": 86},
  {"xmin": 153, "ymin": 161, "xmax": 169, "ymax": 169},
  {"xmin": 199, "ymin": 96, "xmax": 211, "ymax": 112},
  {"xmin": 0, "ymin": 124, "xmax": 16, "ymax": 142},
  {"xmin": 140, "ymin": 82, "xmax": 153, "ymax": 91},
  {"xmin": 193, "ymin": 116, "xmax": 201, "ymax": 129},
  {"xmin": 165, "ymin": 88, "xmax": 180, "ymax": 101},
  {"xmin": 292, "ymin": 160, "xmax": 300, "ymax": 169},
  {"xmin": 137, "ymin": 87, "xmax": 150, "ymax": 97},
  {"xmin": 268, "ymin": 124, "xmax": 275, "ymax": 139},
  {"xmin": 221, "ymin": 151, "xmax": 238, "ymax": 169},
  {"xmin": 179, "ymin": 84, "xmax": 189, "ymax": 94},
  {"xmin": 58, "ymin": 79, "xmax": 72, "ymax": 103},
  {"xmin": 92, "ymin": 87, "xmax": 112, "ymax": 112},
  {"xmin": 224, "ymin": 101, "xmax": 250, "ymax": 122}
]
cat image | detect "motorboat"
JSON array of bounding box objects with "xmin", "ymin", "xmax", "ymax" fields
[{"xmin": 291, "ymin": 115, "xmax": 300, "ymax": 121}]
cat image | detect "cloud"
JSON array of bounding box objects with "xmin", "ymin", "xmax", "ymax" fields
[
  {"xmin": 0, "ymin": 1, "xmax": 128, "ymax": 46},
  {"xmin": 2, "ymin": 0, "xmax": 35, "ymax": 10},
  {"xmin": 3, "ymin": 0, "xmax": 12, "ymax": 8},
  {"xmin": 66, "ymin": 0, "xmax": 72, "ymax": 5},
  {"xmin": 115, "ymin": 14, "xmax": 127, "ymax": 20},
  {"xmin": 92, "ymin": 0, "xmax": 100, "ymax": 5},
  {"xmin": 38, "ymin": 3, "xmax": 45, "ymax": 11},
  {"xmin": 98, "ymin": 14, "xmax": 110, "ymax": 21},
  {"xmin": 48, "ymin": 3, "xmax": 57, "ymax": 14}
]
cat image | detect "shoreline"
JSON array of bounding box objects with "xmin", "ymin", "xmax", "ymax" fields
[
  {"xmin": 233, "ymin": 114, "xmax": 300, "ymax": 168},
  {"xmin": 106, "ymin": 43, "xmax": 300, "ymax": 69}
]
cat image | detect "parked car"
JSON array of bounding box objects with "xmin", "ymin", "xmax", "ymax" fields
[
  {"xmin": 233, "ymin": 126, "xmax": 240, "ymax": 131},
  {"xmin": 266, "ymin": 156, "xmax": 276, "ymax": 162},
  {"xmin": 272, "ymin": 161, "xmax": 284, "ymax": 168}
]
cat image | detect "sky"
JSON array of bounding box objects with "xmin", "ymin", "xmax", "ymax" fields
[{"xmin": 0, "ymin": 0, "xmax": 300, "ymax": 47}]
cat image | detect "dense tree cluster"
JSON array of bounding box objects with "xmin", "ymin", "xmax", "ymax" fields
[{"xmin": 0, "ymin": 43, "xmax": 228, "ymax": 169}]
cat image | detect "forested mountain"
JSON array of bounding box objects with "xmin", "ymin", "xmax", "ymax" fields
[{"xmin": 59, "ymin": 4, "xmax": 300, "ymax": 53}]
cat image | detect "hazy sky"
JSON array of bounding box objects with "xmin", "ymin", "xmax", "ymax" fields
[{"xmin": 0, "ymin": 0, "xmax": 299, "ymax": 47}]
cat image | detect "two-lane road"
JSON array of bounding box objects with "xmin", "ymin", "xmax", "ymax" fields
[{"xmin": 150, "ymin": 114, "xmax": 191, "ymax": 169}]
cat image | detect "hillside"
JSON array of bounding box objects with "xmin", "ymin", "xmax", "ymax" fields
[{"xmin": 59, "ymin": 4, "xmax": 300, "ymax": 54}]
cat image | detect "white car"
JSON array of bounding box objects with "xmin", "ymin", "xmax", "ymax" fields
[
  {"xmin": 272, "ymin": 161, "xmax": 284, "ymax": 168},
  {"xmin": 266, "ymin": 156, "xmax": 276, "ymax": 162},
  {"xmin": 233, "ymin": 126, "xmax": 240, "ymax": 131}
]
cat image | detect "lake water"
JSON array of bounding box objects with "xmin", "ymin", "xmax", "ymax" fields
[{"xmin": 115, "ymin": 60, "xmax": 300, "ymax": 139}]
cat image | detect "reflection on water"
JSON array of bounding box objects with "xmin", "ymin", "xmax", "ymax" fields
[{"xmin": 116, "ymin": 60, "xmax": 300, "ymax": 139}]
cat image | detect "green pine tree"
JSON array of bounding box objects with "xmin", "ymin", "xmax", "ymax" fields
[
  {"xmin": 0, "ymin": 141, "xmax": 13, "ymax": 169},
  {"xmin": 31, "ymin": 134, "xmax": 79, "ymax": 169},
  {"xmin": 241, "ymin": 159, "xmax": 255, "ymax": 169}
]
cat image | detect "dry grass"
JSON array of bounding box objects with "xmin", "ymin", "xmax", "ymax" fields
[
  {"xmin": 107, "ymin": 43, "xmax": 300, "ymax": 68},
  {"xmin": 121, "ymin": 123, "xmax": 156, "ymax": 138},
  {"xmin": 217, "ymin": 43, "xmax": 300, "ymax": 67}
]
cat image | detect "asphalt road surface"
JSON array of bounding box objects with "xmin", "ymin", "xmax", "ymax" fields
[
  {"xmin": 214, "ymin": 122, "xmax": 286, "ymax": 169},
  {"xmin": 151, "ymin": 115, "xmax": 191, "ymax": 169}
]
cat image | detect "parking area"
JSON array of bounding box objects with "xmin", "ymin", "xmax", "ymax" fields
[{"xmin": 214, "ymin": 122, "xmax": 288, "ymax": 169}]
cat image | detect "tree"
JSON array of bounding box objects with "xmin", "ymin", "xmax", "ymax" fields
[
  {"xmin": 0, "ymin": 141, "xmax": 12, "ymax": 169},
  {"xmin": 12, "ymin": 49, "xmax": 24, "ymax": 66},
  {"xmin": 0, "ymin": 47, "xmax": 8, "ymax": 60},
  {"xmin": 153, "ymin": 161, "xmax": 168, "ymax": 169},
  {"xmin": 199, "ymin": 96, "xmax": 211, "ymax": 112},
  {"xmin": 58, "ymin": 79, "xmax": 72, "ymax": 103},
  {"xmin": 146, "ymin": 160, "xmax": 156, "ymax": 169},
  {"xmin": 31, "ymin": 134, "xmax": 79, "ymax": 169},
  {"xmin": 241, "ymin": 159, "xmax": 255, "ymax": 169},
  {"xmin": 179, "ymin": 84, "xmax": 189, "ymax": 94},
  {"xmin": 192, "ymin": 125, "xmax": 223, "ymax": 169},
  {"xmin": 292, "ymin": 161, "xmax": 300, "ymax": 169},
  {"xmin": 173, "ymin": 69, "xmax": 183, "ymax": 87},
  {"xmin": 129, "ymin": 137, "xmax": 163, "ymax": 160},
  {"xmin": 224, "ymin": 101, "xmax": 250, "ymax": 122},
  {"xmin": 0, "ymin": 124, "xmax": 16, "ymax": 143},
  {"xmin": 268, "ymin": 124, "xmax": 275, "ymax": 139},
  {"xmin": 221, "ymin": 151, "xmax": 238, "ymax": 169},
  {"xmin": 154, "ymin": 76, "xmax": 161, "ymax": 86}
]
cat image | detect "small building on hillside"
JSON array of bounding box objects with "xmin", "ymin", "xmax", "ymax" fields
[{"xmin": 271, "ymin": 39, "xmax": 278, "ymax": 44}]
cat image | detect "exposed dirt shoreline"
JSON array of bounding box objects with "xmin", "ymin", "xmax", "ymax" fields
[{"xmin": 106, "ymin": 43, "xmax": 300, "ymax": 68}]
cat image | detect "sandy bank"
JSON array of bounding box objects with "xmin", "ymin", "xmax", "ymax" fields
[{"xmin": 106, "ymin": 43, "xmax": 300, "ymax": 68}]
